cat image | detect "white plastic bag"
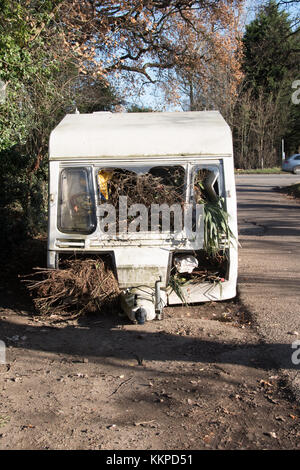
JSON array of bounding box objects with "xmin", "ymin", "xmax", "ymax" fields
[{"xmin": 174, "ymin": 255, "xmax": 198, "ymax": 274}]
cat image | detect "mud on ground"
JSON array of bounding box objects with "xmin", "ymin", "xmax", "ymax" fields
[{"xmin": 0, "ymin": 240, "xmax": 299, "ymax": 450}]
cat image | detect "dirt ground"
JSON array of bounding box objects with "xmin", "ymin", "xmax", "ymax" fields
[{"xmin": 0, "ymin": 241, "xmax": 299, "ymax": 450}]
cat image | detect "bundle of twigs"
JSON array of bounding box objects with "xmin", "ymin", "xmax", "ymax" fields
[{"xmin": 23, "ymin": 257, "xmax": 120, "ymax": 319}]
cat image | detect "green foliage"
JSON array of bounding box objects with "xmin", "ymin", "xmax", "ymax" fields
[
  {"xmin": 0, "ymin": 0, "xmax": 120, "ymax": 249},
  {"xmin": 235, "ymin": 167, "xmax": 283, "ymax": 174},
  {"xmin": 0, "ymin": 147, "xmax": 48, "ymax": 247},
  {"xmin": 203, "ymin": 198, "xmax": 235, "ymax": 258},
  {"xmin": 127, "ymin": 105, "xmax": 153, "ymax": 113},
  {"xmin": 242, "ymin": 0, "xmax": 295, "ymax": 96},
  {"xmin": 168, "ymin": 273, "xmax": 189, "ymax": 305},
  {"xmin": 285, "ymin": 101, "xmax": 300, "ymax": 155},
  {"xmin": 0, "ymin": 1, "xmax": 64, "ymax": 246},
  {"xmin": 193, "ymin": 169, "xmax": 235, "ymax": 256},
  {"xmin": 74, "ymin": 77, "xmax": 122, "ymax": 113}
]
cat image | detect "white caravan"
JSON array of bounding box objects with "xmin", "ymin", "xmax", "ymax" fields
[{"xmin": 48, "ymin": 111, "xmax": 238, "ymax": 323}]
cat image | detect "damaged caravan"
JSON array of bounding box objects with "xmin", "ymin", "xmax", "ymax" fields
[{"xmin": 48, "ymin": 111, "xmax": 238, "ymax": 323}]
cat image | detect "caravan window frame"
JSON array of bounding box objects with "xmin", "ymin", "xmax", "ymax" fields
[
  {"xmin": 57, "ymin": 166, "xmax": 97, "ymax": 235},
  {"xmin": 189, "ymin": 162, "xmax": 224, "ymax": 203}
]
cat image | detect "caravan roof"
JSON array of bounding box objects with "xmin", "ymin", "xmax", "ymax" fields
[{"xmin": 49, "ymin": 111, "xmax": 233, "ymax": 160}]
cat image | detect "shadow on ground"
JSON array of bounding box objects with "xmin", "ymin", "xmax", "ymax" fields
[{"xmin": 1, "ymin": 310, "xmax": 299, "ymax": 373}]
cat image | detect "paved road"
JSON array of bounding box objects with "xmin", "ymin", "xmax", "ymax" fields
[{"xmin": 236, "ymin": 174, "xmax": 300, "ymax": 399}]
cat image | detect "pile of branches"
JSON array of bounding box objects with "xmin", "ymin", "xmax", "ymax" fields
[
  {"xmin": 107, "ymin": 168, "xmax": 185, "ymax": 207},
  {"xmin": 23, "ymin": 256, "xmax": 120, "ymax": 319}
]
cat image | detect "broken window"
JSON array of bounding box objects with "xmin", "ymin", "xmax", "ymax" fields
[
  {"xmin": 97, "ymin": 166, "xmax": 185, "ymax": 205},
  {"xmin": 58, "ymin": 167, "xmax": 96, "ymax": 234},
  {"xmin": 192, "ymin": 166, "xmax": 220, "ymax": 204},
  {"xmin": 96, "ymin": 165, "xmax": 186, "ymax": 233}
]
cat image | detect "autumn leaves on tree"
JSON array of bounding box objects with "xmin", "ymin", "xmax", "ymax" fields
[{"xmin": 58, "ymin": 0, "xmax": 245, "ymax": 106}]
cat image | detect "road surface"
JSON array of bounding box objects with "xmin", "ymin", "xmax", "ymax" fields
[{"xmin": 236, "ymin": 174, "xmax": 300, "ymax": 399}]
